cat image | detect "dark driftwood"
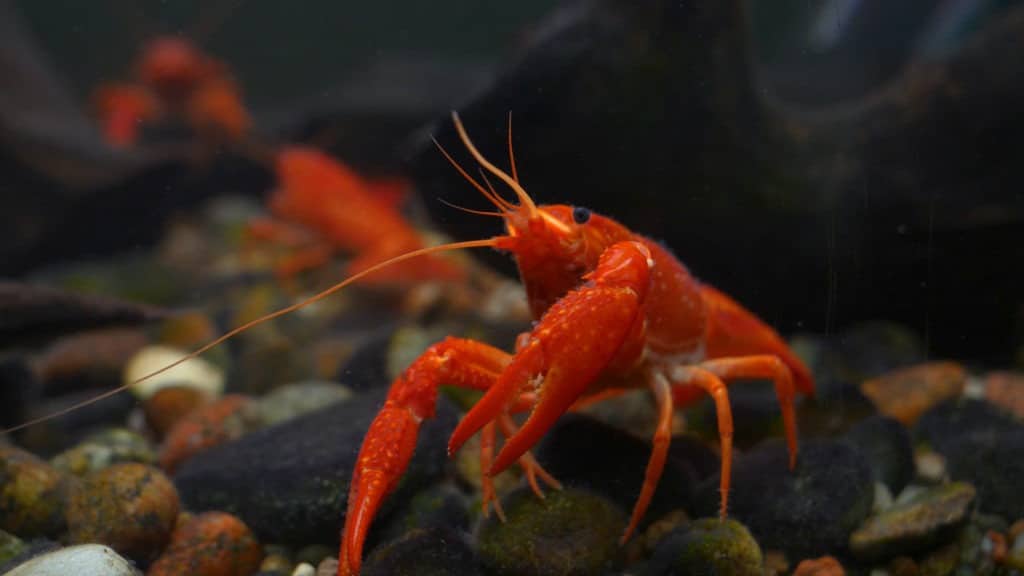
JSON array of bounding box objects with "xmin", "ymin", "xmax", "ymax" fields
[{"xmin": 411, "ymin": 0, "xmax": 1023, "ymax": 361}]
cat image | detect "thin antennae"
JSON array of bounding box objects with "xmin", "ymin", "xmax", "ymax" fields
[
  {"xmin": 438, "ymin": 198, "xmax": 504, "ymax": 217},
  {"xmin": 432, "ymin": 136, "xmax": 514, "ymax": 212},
  {"xmin": 477, "ymin": 168, "xmax": 501, "ymax": 202},
  {"xmin": 507, "ymin": 111, "xmax": 518, "ymax": 183},
  {"xmin": 451, "ymin": 112, "xmax": 537, "ymax": 216},
  {"xmin": 3, "ymin": 237, "xmax": 500, "ymax": 434}
]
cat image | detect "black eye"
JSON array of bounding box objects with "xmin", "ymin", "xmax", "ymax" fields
[{"xmin": 572, "ymin": 206, "xmax": 591, "ymax": 224}]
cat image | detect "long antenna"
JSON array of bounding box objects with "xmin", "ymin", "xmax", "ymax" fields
[{"xmin": 3, "ymin": 237, "xmax": 500, "ymax": 434}]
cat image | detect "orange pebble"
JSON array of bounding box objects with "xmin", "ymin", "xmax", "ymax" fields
[
  {"xmin": 860, "ymin": 361, "xmax": 966, "ymax": 425},
  {"xmin": 144, "ymin": 385, "xmax": 210, "ymax": 438},
  {"xmin": 793, "ymin": 556, "xmax": 845, "ymax": 576},
  {"xmin": 148, "ymin": 511, "xmax": 263, "ymax": 576},
  {"xmin": 159, "ymin": 395, "xmax": 250, "ymax": 473}
]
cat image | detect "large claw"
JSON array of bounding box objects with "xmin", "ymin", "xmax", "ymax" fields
[
  {"xmin": 339, "ymin": 405, "xmax": 420, "ymax": 576},
  {"xmin": 448, "ymin": 241, "xmax": 655, "ymax": 475}
]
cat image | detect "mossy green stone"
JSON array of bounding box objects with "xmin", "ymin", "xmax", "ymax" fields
[
  {"xmin": 477, "ymin": 487, "xmax": 626, "ymax": 576},
  {"xmin": 645, "ymin": 518, "xmax": 763, "ymax": 576},
  {"xmin": 0, "ymin": 446, "xmax": 68, "ymax": 538},
  {"xmin": 51, "ymin": 428, "xmax": 156, "ymax": 476}
]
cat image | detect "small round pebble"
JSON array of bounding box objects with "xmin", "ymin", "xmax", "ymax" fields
[
  {"xmin": 143, "ymin": 385, "xmax": 210, "ymax": 437},
  {"xmin": 66, "ymin": 463, "xmax": 179, "ymax": 563},
  {"xmin": 0, "ymin": 445, "xmax": 67, "ymax": 538},
  {"xmin": 793, "ymin": 556, "xmax": 845, "ymax": 576},
  {"xmin": 148, "ymin": 511, "xmax": 263, "ymax": 576},
  {"xmin": 50, "ymin": 428, "xmax": 156, "ymax": 476},
  {"xmin": 159, "ymin": 394, "xmax": 251, "ymax": 473},
  {"xmin": 124, "ymin": 345, "xmax": 224, "ymax": 400},
  {"xmin": 2, "ymin": 544, "xmax": 140, "ymax": 576},
  {"xmin": 258, "ymin": 544, "xmax": 293, "ymax": 574},
  {"xmin": 477, "ymin": 486, "xmax": 626, "ymax": 576},
  {"xmin": 642, "ymin": 518, "xmax": 763, "ymax": 576}
]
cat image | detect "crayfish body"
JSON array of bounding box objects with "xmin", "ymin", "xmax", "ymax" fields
[{"xmin": 337, "ymin": 113, "xmax": 816, "ymax": 576}]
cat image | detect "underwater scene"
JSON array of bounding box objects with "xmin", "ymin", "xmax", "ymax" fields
[{"xmin": 1, "ymin": 0, "xmax": 1023, "ymax": 575}]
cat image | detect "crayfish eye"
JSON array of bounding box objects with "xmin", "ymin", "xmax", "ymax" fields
[{"xmin": 572, "ymin": 206, "xmax": 591, "ymax": 224}]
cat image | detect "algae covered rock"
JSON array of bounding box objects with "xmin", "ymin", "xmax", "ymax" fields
[
  {"xmin": 642, "ymin": 518, "xmax": 763, "ymax": 576},
  {"xmin": 477, "ymin": 486, "xmax": 626, "ymax": 576},
  {"xmin": 0, "ymin": 445, "xmax": 67, "ymax": 538},
  {"xmin": 50, "ymin": 428, "xmax": 156, "ymax": 476},
  {"xmin": 849, "ymin": 482, "xmax": 976, "ymax": 562},
  {"xmin": 66, "ymin": 463, "xmax": 179, "ymax": 563}
]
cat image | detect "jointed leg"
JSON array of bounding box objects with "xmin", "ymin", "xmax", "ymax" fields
[
  {"xmin": 665, "ymin": 366, "xmax": 735, "ymax": 520},
  {"xmin": 479, "ymin": 421, "xmax": 505, "ymax": 521},
  {"xmin": 696, "ymin": 355, "xmax": 799, "ymax": 469},
  {"xmin": 621, "ymin": 372, "xmax": 674, "ymax": 543},
  {"xmin": 498, "ymin": 413, "xmax": 562, "ymax": 497}
]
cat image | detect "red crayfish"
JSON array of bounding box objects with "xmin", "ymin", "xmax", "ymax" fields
[
  {"xmin": 245, "ymin": 146, "xmax": 465, "ymax": 285},
  {"xmin": 336, "ymin": 113, "xmax": 815, "ymax": 575}
]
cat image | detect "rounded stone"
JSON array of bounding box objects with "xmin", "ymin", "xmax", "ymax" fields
[
  {"xmin": 66, "ymin": 463, "xmax": 180, "ymax": 563},
  {"xmin": 642, "ymin": 518, "xmax": 763, "ymax": 576},
  {"xmin": 0, "ymin": 445, "xmax": 67, "ymax": 538},
  {"xmin": 147, "ymin": 511, "xmax": 263, "ymax": 576},
  {"xmin": 50, "ymin": 428, "xmax": 156, "ymax": 476},
  {"xmin": 2, "ymin": 544, "xmax": 140, "ymax": 576},
  {"xmin": 477, "ymin": 486, "xmax": 626, "ymax": 576}
]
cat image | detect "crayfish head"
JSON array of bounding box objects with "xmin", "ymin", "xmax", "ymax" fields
[{"xmin": 499, "ymin": 204, "xmax": 635, "ymax": 317}]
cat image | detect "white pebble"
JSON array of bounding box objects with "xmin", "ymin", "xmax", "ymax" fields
[
  {"xmin": 915, "ymin": 449, "xmax": 947, "ymax": 483},
  {"xmin": 291, "ymin": 562, "xmax": 316, "ymax": 576},
  {"xmin": 123, "ymin": 345, "xmax": 224, "ymax": 400},
  {"xmin": 3, "ymin": 545, "xmax": 140, "ymax": 576}
]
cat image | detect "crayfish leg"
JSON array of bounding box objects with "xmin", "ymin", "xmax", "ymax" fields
[
  {"xmin": 621, "ymin": 372, "xmax": 674, "ymax": 544},
  {"xmin": 665, "ymin": 366, "xmax": 735, "ymax": 520},
  {"xmin": 697, "ymin": 355, "xmax": 799, "ymax": 469}
]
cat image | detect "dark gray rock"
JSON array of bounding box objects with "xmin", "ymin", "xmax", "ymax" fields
[
  {"xmin": 174, "ymin": 389, "xmax": 459, "ymax": 546},
  {"xmin": 942, "ymin": 428, "xmax": 1024, "ymax": 520},
  {"xmin": 915, "ymin": 398, "xmax": 1018, "ymax": 455},
  {"xmin": 377, "ymin": 482, "xmax": 470, "ymax": 545},
  {"xmin": 843, "ymin": 415, "xmax": 914, "ymax": 494},
  {"xmin": 691, "ymin": 438, "xmax": 874, "ymax": 560},
  {"xmin": 362, "ymin": 526, "xmax": 479, "ymax": 576},
  {"xmin": 914, "ymin": 398, "xmax": 1024, "ymax": 519},
  {"xmin": 535, "ymin": 414, "xmax": 697, "ymax": 527}
]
